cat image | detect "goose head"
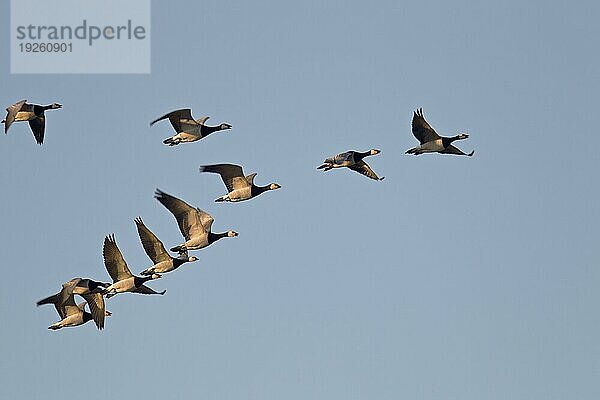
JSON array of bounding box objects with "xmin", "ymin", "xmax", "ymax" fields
[
  {"xmin": 150, "ymin": 273, "xmax": 162, "ymax": 280},
  {"xmin": 269, "ymin": 183, "xmax": 281, "ymax": 190},
  {"xmin": 50, "ymin": 103, "xmax": 62, "ymax": 109},
  {"xmin": 188, "ymin": 256, "xmax": 199, "ymax": 262},
  {"xmin": 455, "ymin": 133, "xmax": 469, "ymax": 140},
  {"xmin": 105, "ymin": 310, "xmax": 112, "ymax": 317},
  {"xmin": 220, "ymin": 123, "xmax": 232, "ymax": 131},
  {"xmin": 227, "ymin": 230, "xmax": 239, "ymax": 237},
  {"xmin": 369, "ymin": 149, "xmax": 381, "ymax": 155}
]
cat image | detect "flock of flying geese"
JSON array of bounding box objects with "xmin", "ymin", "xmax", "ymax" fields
[{"xmin": 3, "ymin": 99, "xmax": 474, "ymax": 331}]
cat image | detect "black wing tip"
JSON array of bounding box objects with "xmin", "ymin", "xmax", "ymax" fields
[
  {"xmin": 149, "ymin": 115, "xmax": 164, "ymax": 126},
  {"xmin": 154, "ymin": 188, "xmax": 167, "ymax": 199},
  {"xmin": 134, "ymin": 216, "xmax": 144, "ymax": 225},
  {"xmin": 104, "ymin": 233, "xmax": 117, "ymax": 245},
  {"xmin": 468, "ymin": 150, "xmax": 475, "ymax": 157},
  {"xmin": 199, "ymin": 164, "xmax": 219, "ymax": 171},
  {"xmin": 200, "ymin": 163, "xmax": 236, "ymax": 172}
]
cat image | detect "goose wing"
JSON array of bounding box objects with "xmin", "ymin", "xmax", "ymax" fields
[
  {"xmin": 197, "ymin": 209, "xmax": 214, "ymax": 233},
  {"xmin": 440, "ymin": 144, "xmax": 474, "ymax": 156},
  {"xmin": 52, "ymin": 280, "xmax": 79, "ymax": 319},
  {"xmin": 200, "ymin": 163, "xmax": 249, "ymax": 192},
  {"xmin": 245, "ymin": 173, "xmax": 257, "ymax": 186},
  {"xmin": 196, "ymin": 116, "xmax": 210, "ymax": 125},
  {"xmin": 154, "ymin": 189, "xmax": 211, "ymax": 239},
  {"xmin": 81, "ymin": 292, "xmax": 106, "ymax": 330},
  {"xmin": 28, "ymin": 115, "xmax": 45, "ymax": 144},
  {"xmin": 102, "ymin": 235, "xmax": 134, "ymax": 282},
  {"xmin": 58, "ymin": 278, "xmax": 82, "ymax": 305},
  {"xmin": 4, "ymin": 100, "xmax": 27, "ymax": 133},
  {"xmin": 59, "ymin": 293, "xmax": 81, "ymax": 318},
  {"xmin": 411, "ymin": 108, "xmax": 440, "ymax": 144},
  {"xmin": 150, "ymin": 109, "xmax": 195, "ymax": 133},
  {"xmin": 135, "ymin": 218, "xmax": 170, "ymax": 264},
  {"xmin": 348, "ymin": 160, "xmax": 383, "ymax": 180},
  {"xmin": 327, "ymin": 151, "xmax": 353, "ymax": 166},
  {"xmin": 132, "ymin": 285, "xmax": 166, "ymax": 295}
]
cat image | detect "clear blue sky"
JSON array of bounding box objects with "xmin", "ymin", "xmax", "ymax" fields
[{"xmin": 1, "ymin": 1, "xmax": 599, "ymax": 399}]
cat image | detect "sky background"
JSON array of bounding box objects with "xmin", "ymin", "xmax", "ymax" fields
[{"xmin": 1, "ymin": 1, "xmax": 599, "ymax": 399}]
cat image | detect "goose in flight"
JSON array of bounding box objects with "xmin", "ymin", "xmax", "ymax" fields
[
  {"xmin": 406, "ymin": 108, "xmax": 474, "ymax": 156},
  {"xmin": 2, "ymin": 99, "xmax": 62, "ymax": 144},
  {"xmin": 317, "ymin": 149, "xmax": 384, "ymax": 180},
  {"xmin": 135, "ymin": 217, "xmax": 199, "ymax": 275},
  {"xmin": 102, "ymin": 235, "xmax": 165, "ymax": 298},
  {"xmin": 154, "ymin": 189, "xmax": 238, "ymax": 252},
  {"xmin": 199, "ymin": 163, "xmax": 281, "ymax": 202},
  {"xmin": 150, "ymin": 108, "xmax": 232, "ymax": 146},
  {"xmin": 37, "ymin": 278, "xmax": 111, "ymax": 330}
]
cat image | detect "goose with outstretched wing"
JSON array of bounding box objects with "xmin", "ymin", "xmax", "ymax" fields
[
  {"xmin": 200, "ymin": 163, "xmax": 281, "ymax": 202},
  {"xmin": 317, "ymin": 149, "xmax": 384, "ymax": 181},
  {"xmin": 101, "ymin": 234, "xmax": 165, "ymax": 298},
  {"xmin": 154, "ymin": 189, "xmax": 238, "ymax": 252},
  {"xmin": 150, "ymin": 108, "xmax": 231, "ymax": 146},
  {"xmin": 406, "ymin": 108, "xmax": 474, "ymax": 156},
  {"xmin": 2, "ymin": 99, "xmax": 62, "ymax": 144},
  {"xmin": 135, "ymin": 217, "xmax": 198, "ymax": 275}
]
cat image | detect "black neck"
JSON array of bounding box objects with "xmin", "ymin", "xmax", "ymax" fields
[
  {"xmin": 134, "ymin": 275, "xmax": 153, "ymax": 287},
  {"xmin": 173, "ymin": 257, "xmax": 187, "ymax": 268},
  {"xmin": 251, "ymin": 185, "xmax": 271, "ymax": 197},
  {"xmin": 354, "ymin": 150, "xmax": 371, "ymax": 161},
  {"xmin": 34, "ymin": 104, "xmax": 57, "ymax": 115},
  {"xmin": 208, "ymin": 231, "xmax": 228, "ymax": 243},
  {"xmin": 201, "ymin": 125, "xmax": 223, "ymax": 136},
  {"xmin": 442, "ymin": 136, "xmax": 459, "ymax": 147},
  {"xmin": 33, "ymin": 104, "xmax": 46, "ymax": 115}
]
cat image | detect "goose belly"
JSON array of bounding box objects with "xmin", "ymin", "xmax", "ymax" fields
[
  {"xmin": 153, "ymin": 260, "xmax": 174, "ymax": 273},
  {"xmin": 185, "ymin": 235, "xmax": 209, "ymax": 250},
  {"xmin": 174, "ymin": 132, "xmax": 201, "ymax": 143},
  {"xmin": 59, "ymin": 314, "xmax": 85, "ymax": 328},
  {"xmin": 228, "ymin": 187, "xmax": 251, "ymax": 201},
  {"xmin": 331, "ymin": 162, "xmax": 350, "ymax": 168},
  {"xmin": 108, "ymin": 277, "xmax": 136, "ymax": 293},
  {"xmin": 421, "ymin": 139, "xmax": 445, "ymax": 152},
  {"xmin": 14, "ymin": 111, "xmax": 36, "ymax": 121}
]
